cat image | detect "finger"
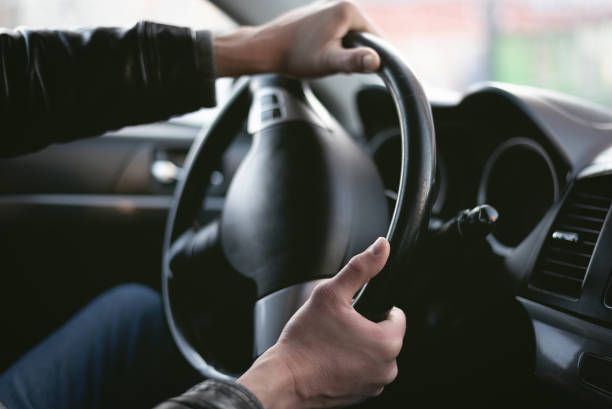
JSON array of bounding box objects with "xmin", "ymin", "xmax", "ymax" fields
[
  {"xmin": 373, "ymin": 386, "xmax": 385, "ymax": 397},
  {"xmin": 378, "ymin": 306, "xmax": 407, "ymax": 339},
  {"xmin": 332, "ymin": 0, "xmax": 381, "ymax": 35},
  {"xmin": 324, "ymin": 43, "xmax": 380, "ymax": 73},
  {"xmin": 330, "ymin": 237, "xmax": 390, "ymax": 299},
  {"xmin": 350, "ymin": 10, "xmax": 380, "ymax": 36}
]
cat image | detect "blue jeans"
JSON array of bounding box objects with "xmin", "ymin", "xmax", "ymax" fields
[{"xmin": 0, "ymin": 284, "xmax": 201, "ymax": 409}]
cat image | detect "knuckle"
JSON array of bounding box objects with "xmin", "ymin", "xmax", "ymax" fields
[
  {"xmin": 383, "ymin": 362, "xmax": 399, "ymax": 384},
  {"xmin": 333, "ymin": 0, "xmax": 356, "ymax": 19},
  {"xmin": 310, "ymin": 282, "xmax": 336, "ymax": 306},
  {"xmin": 382, "ymin": 337, "xmax": 403, "ymax": 359},
  {"xmin": 346, "ymin": 254, "xmax": 367, "ymax": 274},
  {"xmin": 349, "ymin": 53, "xmax": 362, "ymax": 71},
  {"xmin": 392, "ymin": 306, "xmax": 407, "ymax": 323},
  {"xmin": 320, "ymin": 50, "xmax": 336, "ymax": 73}
]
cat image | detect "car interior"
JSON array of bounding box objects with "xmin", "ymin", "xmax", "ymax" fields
[{"xmin": 2, "ymin": 0, "xmax": 612, "ymax": 408}]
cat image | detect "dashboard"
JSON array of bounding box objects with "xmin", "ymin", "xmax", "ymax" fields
[
  {"xmin": 355, "ymin": 81, "xmax": 612, "ymax": 406},
  {"xmin": 192, "ymin": 80, "xmax": 612, "ymax": 405}
]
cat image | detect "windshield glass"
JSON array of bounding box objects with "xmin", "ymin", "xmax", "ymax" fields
[
  {"xmin": 0, "ymin": 0, "xmax": 234, "ymax": 31},
  {"xmin": 3, "ymin": 0, "xmax": 611, "ymax": 107},
  {"xmin": 354, "ymin": 0, "xmax": 612, "ymax": 107}
]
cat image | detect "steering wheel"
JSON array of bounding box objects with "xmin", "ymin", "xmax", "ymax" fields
[{"xmin": 162, "ymin": 32, "xmax": 436, "ymax": 380}]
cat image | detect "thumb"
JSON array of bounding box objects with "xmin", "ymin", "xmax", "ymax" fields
[
  {"xmin": 330, "ymin": 237, "xmax": 390, "ymax": 300},
  {"xmin": 324, "ymin": 44, "xmax": 380, "ymax": 74}
]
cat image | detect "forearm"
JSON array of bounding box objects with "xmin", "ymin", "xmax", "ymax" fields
[
  {"xmin": 213, "ymin": 27, "xmax": 280, "ymax": 77},
  {"xmin": 0, "ymin": 22, "xmax": 216, "ymax": 157}
]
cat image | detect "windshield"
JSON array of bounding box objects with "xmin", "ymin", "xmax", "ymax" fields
[
  {"xmin": 3, "ymin": 0, "xmax": 611, "ymax": 108},
  {"xmin": 0, "ymin": 0, "xmax": 234, "ymax": 31},
  {"xmin": 354, "ymin": 0, "xmax": 612, "ymax": 107}
]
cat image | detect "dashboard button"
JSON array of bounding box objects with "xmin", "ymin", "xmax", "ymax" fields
[
  {"xmin": 261, "ymin": 108, "xmax": 282, "ymax": 122},
  {"xmin": 261, "ymin": 93, "xmax": 279, "ymax": 106}
]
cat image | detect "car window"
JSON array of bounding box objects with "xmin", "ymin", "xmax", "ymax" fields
[
  {"xmin": 0, "ymin": 0, "xmax": 235, "ymax": 31},
  {"xmin": 354, "ymin": 0, "xmax": 612, "ymax": 108}
]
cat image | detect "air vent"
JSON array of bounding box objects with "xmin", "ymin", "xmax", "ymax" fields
[{"xmin": 531, "ymin": 175, "xmax": 612, "ymax": 299}]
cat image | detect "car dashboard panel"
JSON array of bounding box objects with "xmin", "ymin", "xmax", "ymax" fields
[
  {"xmin": 357, "ymin": 82, "xmax": 612, "ymax": 406},
  {"xmin": 3, "ymin": 76, "xmax": 612, "ymax": 405}
]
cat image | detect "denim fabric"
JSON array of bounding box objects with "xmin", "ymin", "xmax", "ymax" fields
[{"xmin": 0, "ymin": 284, "xmax": 201, "ymax": 409}]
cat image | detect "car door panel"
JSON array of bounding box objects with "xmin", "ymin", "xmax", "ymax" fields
[{"xmin": 0, "ymin": 129, "xmax": 194, "ymax": 371}]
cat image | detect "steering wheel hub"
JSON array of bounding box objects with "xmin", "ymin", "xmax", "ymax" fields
[{"xmin": 222, "ymin": 76, "xmax": 389, "ymax": 298}]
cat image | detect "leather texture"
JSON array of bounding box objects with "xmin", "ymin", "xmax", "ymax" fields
[
  {"xmin": 0, "ymin": 22, "xmax": 217, "ymax": 157},
  {"xmin": 343, "ymin": 32, "xmax": 437, "ymax": 321},
  {"xmin": 154, "ymin": 380, "xmax": 263, "ymax": 409}
]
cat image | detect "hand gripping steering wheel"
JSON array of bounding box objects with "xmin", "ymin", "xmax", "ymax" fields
[{"xmin": 162, "ymin": 32, "xmax": 436, "ymax": 380}]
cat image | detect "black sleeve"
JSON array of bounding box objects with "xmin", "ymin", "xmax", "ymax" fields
[
  {"xmin": 0, "ymin": 21, "xmax": 217, "ymax": 158},
  {"xmin": 153, "ymin": 380, "xmax": 264, "ymax": 409}
]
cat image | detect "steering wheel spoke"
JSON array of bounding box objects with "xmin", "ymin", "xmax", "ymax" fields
[
  {"xmin": 253, "ymin": 279, "xmax": 326, "ymax": 357},
  {"xmin": 167, "ymin": 220, "xmax": 259, "ymax": 376},
  {"xmin": 168, "ymin": 219, "xmax": 223, "ymax": 281},
  {"xmin": 168, "ymin": 218, "xmax": 255, "ymax": 322}
]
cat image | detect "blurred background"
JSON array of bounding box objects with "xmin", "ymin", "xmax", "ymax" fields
[
  {"xmin": 1, "ymin": 0, "xmax": 611, "ymax": 107},
  {"xmin": 355, "ymin": 0, "xmax": 612, "ymax": 107}
]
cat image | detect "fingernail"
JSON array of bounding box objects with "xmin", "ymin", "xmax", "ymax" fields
[
  {"xmin": 369, "ymin": 237, "xmax": 386, "ymax": 255},
  {"xmin": 362, "ymin": 54, "xmax": 377, "ymax": 72}
]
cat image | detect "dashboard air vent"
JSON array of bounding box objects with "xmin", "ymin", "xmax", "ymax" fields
[{"xmin": 531, "ymin": 175, "xmax": 612, "ymax": 299}]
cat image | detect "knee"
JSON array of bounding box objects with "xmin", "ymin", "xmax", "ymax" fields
[
  {"xmin": 90, "ymin": 284, "xmax": 163, "ymax": 333},
  {"xmin": 100, "ymin": 283, "xmax": 160, "ymax": 309}
]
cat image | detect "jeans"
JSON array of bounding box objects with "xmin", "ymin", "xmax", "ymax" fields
[{"xmin": 0, "ymin": 284, "xmax": 201, "ymax": 409}]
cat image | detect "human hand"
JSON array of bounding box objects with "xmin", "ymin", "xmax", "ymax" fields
[
  {"xmin": 214, "ymin": 1, "xmax": 380, "ymax": 78},
  {"xmin": 237, "ymin": 237, "xmax": 406, "ymax": 409}
]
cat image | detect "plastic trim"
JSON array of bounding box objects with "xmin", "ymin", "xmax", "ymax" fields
[{"xmin": 478, "ymin": 137, "xmax": 559, "ymax": 253}]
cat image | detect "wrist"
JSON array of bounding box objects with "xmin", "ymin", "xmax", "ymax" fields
[
  {"xmin": 213, "ymin": 26, "xmax": 281, "ymax": 77},
  {"xmin": 237, "ymin": 345, "xmax": 302, "ymax": 409}
]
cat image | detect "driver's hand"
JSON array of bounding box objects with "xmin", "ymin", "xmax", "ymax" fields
[
  {"xmin": 214, "ymin": 1, "xmax": 381, "ymax": 78},
  {"xmin": 238, "ymin": 237, "xmax": 406, "ymax": 409}
]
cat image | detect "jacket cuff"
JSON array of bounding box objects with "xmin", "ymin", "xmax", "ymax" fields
[
  {"xmin": 156, "ymin": 380, "xmax": 264, "ymax": 409},
  {"xmin": 194, "ymin": 30, "xmax": 217, "ymax": 107}
]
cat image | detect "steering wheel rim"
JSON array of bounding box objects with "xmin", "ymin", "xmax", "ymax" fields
[
  {"xmin": 345, "ymin": 32, "xmax": 437, "ymax": 319},
  {"xmin": 162, "ymin": 32, "xmax": 436, "ymax": 380}
]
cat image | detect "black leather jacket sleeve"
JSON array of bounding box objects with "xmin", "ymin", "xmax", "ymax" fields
[
  {"xmin": 155, "ymin": 380, "xmax": 264, "ymax": 409},
  {"xmin": 0, "ymin": 21, "xmax": 265, "ymax": 409},
  {"xmin": 0, "ymin": 21, "xmax": 217, "ymax": 158}
]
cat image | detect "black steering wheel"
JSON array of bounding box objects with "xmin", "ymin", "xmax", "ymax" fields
[{"xmin": 162, "ymin": 32, "xmax": 436, "ymax": 380}]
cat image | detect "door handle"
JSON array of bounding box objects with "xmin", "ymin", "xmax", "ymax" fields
[{"xmin": 151, "ymin": 160, "xmax": 183, "ymax": 184}]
